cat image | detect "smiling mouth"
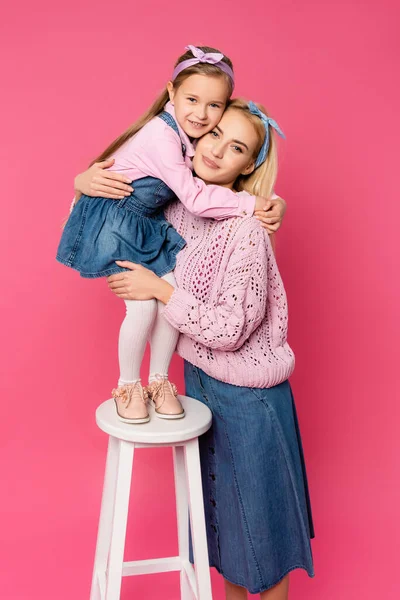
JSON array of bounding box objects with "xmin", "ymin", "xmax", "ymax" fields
[
  {"xmin": 202, "ymin": 155, "xmax": 219, "ymax": 169},
  {"xmin": 188, "ymin": 119, "xmax": 207, "ymax": 129}
]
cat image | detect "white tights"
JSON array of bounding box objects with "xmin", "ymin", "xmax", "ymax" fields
[{"xmin": 117, "ymin": 272, "xmax": 179, "ymax": 386}]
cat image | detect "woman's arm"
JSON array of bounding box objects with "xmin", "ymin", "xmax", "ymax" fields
[
  {"xmin": 162, "ymin": 237, "xmax": 267, "ymax": 351},
  {"xmin": 108, "ymin": 224, "xmax": 268, "ymax": 352},
  {"xmin": 74, "ymin": 158, "xmax": 134, "ymax": 200}
]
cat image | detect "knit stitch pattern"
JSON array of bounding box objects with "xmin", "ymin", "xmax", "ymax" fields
[{"xmin": 163, "ymin": 201, "xmax": 295, "ymax": 388}]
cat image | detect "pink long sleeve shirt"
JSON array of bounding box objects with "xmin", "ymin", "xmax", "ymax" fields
[
  {"xmin": 163, "ymin": 200, "xmax": 295, "ymax": 389},
  {"xmin": 107, "ymin": 102, "xmax": 256, "ymax": 220}
]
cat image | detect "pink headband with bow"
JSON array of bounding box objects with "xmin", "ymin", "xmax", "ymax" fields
[{"xmin": 172, "ymin": 45, "xmax": 234, "ymax": 87}]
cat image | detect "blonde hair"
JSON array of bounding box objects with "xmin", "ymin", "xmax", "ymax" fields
[
  {"xmin": 91, "ymin": 46, "xmax": 234, "ymax": 165},
  {"xmin": 227, "ymin": 98, "xmax": 278, "ymax": 200},
  {"xmin": 227, "ymin": 98, "xmax": 280, "ymax": 251}
]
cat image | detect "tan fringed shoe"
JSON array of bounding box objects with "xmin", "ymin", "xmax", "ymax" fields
[
  {"xmin": 147, "ymin": 375, "xmax": 185, "ymax": 420},
  {"xmin": 111, "ymin": 382, "xmax": 150, "ymax": 424}
]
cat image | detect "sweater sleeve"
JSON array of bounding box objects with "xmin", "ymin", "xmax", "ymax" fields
[
  {"xmin": 163, "ymin": 224, "xmax": 268, "ymax": 351},
  {"xmin": 134, "ymin": 126, "xmax": 256, "ymax": 220}
]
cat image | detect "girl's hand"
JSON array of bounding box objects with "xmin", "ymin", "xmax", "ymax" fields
[
  {"xmin": 255, "ymin": 196, "xmax": 287, "ymax": 234},
  {"xmin": 107, "ymin": 261, "xmax": 174, "ymax": 303},
  {"xmin": 74, "ymin": 158, "xmax": 134, "ymax": 200}
]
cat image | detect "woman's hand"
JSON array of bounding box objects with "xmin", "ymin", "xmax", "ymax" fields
[
  {"xmin": 74, "ymin": 158, "xmax": 134, "ymax": 200},
  {"xmin": 107, "ymin": 261, "xmax": 174, "ymax": 303},
  {"xmin": 254, "ymin": 195, "xmax": 287, "ymax": 234}
]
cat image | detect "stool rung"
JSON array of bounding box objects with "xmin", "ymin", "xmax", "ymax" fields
[
  {"xmin": 122, "ymin": 556, "xmax": 182, "ymax": 576},
  {"xmin": 182, "ymin": 559, "xmax": 198, "ymax": 598}
]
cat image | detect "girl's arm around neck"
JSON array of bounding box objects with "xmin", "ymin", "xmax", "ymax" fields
[{"xmin": 135, "ymin": 125, "xmax": 256, "ymax": 220}]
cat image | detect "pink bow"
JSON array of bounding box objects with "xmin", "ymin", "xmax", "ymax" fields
[
  {"xmin": 171, "ymin": 45, "xmax": 235, "ymax": 87},
  {"xmin": 186, "ymin": 45, "xmax": 224, "ymax": 65}
]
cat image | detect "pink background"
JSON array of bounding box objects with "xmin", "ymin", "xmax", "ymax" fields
[{"xmin": 1, "ymin": 1, "xmax": 399, "ymax": 598}]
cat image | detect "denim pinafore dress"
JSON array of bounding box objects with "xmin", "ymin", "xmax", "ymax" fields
[{"xmin": 56, "ymin": 112, "xmax": 186, "ymax": 278}]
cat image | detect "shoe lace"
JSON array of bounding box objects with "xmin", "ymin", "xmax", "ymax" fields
[
  {"xmin": 148, "ymin": 375, "xmax": 177, "ymax": 409},
  {"xmin": 111, "ymin": 382, "xmax": 148, "ymax": 408}
]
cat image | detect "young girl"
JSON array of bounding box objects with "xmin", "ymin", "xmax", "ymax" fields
[
  {"xmin": 57, "ymin": 45, "xmax": 285, "ymax": 425},
  {"xmin": 105, "ymin": 99, "xmax": 314, "ymax": 600}
]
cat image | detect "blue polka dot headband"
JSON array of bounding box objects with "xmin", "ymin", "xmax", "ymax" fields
[{"xmin": 248, "ymin": 101, "xmax": 285, "ymax": 168}]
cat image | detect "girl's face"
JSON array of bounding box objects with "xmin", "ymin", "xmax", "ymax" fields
[
  {"xmin": 167, "ymin": 74, "xmax": 229, "ymax": 139},
  {"xmin": 192, "ymin": 109, "xmax": 259, "ymax": 187}
]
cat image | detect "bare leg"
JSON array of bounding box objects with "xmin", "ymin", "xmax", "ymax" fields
[
  {"xmin": 224, "ymin": 574, "xmax": 289, "ymax": 600},
  {"xmin": 260, "ymin": 575, "xmax": 289, "ymax": 600},
  {"xmin": 224, "ymin": 579, "xmax": 247, "ymax": 600}
]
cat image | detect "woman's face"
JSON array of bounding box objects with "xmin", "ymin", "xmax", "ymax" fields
[{"xmin": 192, "ymin": 109, "xmax": 259, "ymax": 187}]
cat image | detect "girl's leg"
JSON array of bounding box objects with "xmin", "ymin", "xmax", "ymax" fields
[
  {"xmin": 224, "ymin": 574, "xmax": 289, "ymax": 600},
  {"xmin": 113, "ymin": 299, "xmax": 157, "ymax": 423},
  {"xmin": 118, "ymin": 298, "xmax": 157, "ymax": 385},
  {"xmin": 148, "ymin": 272, "xmax": 179, "ymax": 380},
  {"xmin": 147, "ymin": 272, "xmax": 183, "ymax": 417},
  {"xmin": 224, "ymin": 579, "xmax": 247, "ymax": 600}
]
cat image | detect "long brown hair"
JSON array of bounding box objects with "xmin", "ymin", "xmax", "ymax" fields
[{"xmin": 91, "ymin": 46, "xmax": 234, "ymax": 166}]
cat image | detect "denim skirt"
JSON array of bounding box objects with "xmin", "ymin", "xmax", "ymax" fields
[
  {"xmin": 184, "ymin": 362, "xmax": 315, "ymax": 594},
  {"xmin": 56, "ymin": 194, "xmax": 186, "ymax": 278}
]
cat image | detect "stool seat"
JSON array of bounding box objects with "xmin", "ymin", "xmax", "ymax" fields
[{"xmin": 96, "ymin": 395, "xmax": 212, "ymax": 445}]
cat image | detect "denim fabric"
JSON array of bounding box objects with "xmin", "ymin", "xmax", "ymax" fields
[
  {"xmin": 56, "ymin": 112, "xmax": 186, "ymax": 278},
  {"xmin": 184, "ymin": 361, "xmax": 315, "ymax": 594}
]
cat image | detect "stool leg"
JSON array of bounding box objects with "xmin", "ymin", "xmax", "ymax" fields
[
  {"xmin": 173, "ymin": 446, "xmax": 192, "ymax": 600},
  {"xmin": 185, "ymin": 438, "xmax": 213, "ymax": 600},
  {"xmin": 90, "ymin": 436, "xmax": 120, "ymax": 600},
  {"xmin": 105, "ymin": 440, "xmax": 135, "ymax": 600}
]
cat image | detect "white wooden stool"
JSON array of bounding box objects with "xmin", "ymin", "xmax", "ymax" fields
[{"xmin": 90, "ymin": 395, "xmax": 213, "ymax": 600}]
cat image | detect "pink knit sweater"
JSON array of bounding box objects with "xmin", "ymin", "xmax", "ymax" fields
[{"xmin": 163, "ymin": 200, "xmax": 295, "ymax": 388}]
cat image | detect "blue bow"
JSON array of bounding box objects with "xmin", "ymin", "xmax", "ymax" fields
[{"xmin": 248, "ymin": 101, "xmax": 285, "ymax": 168}]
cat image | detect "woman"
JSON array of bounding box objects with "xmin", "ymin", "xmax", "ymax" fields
[{"xmin": 76, "ymin": 99, "xmax": 315, "ymax": 599}]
